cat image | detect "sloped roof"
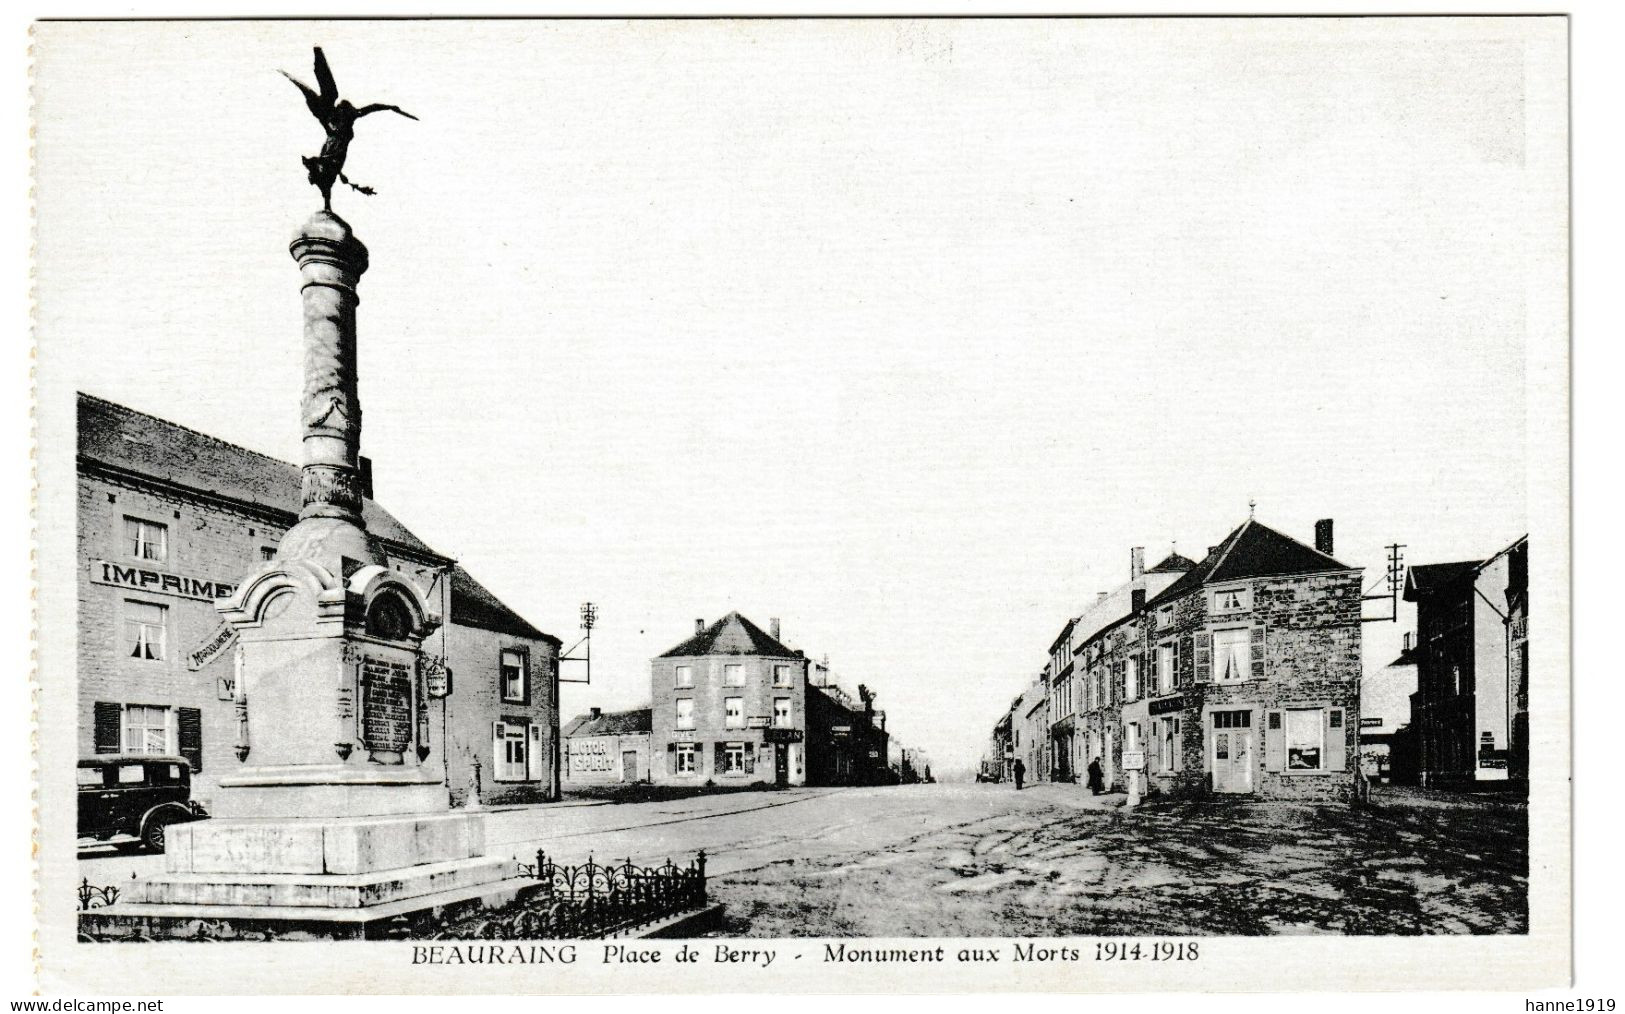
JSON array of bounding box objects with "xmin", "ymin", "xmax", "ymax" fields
[
  {"xmin": 1148, "ymin": 552, "xmax": 1198, "ymax": 573},
  {"xmin": 658, "ymin": 611, "xmax": 800, "ymax": 659},
  {"xmin": 1403, "ymin": 561, "xmax": 1484, "ymax": 601},
  {"xmin": 78, "ymin": 392, "xmax": 440, "ymax": 559},
  {"xmin": 79, "ymin": 392, "xmax": 557, "ymax": 645},
  {"xmin": 563, "ymin": 707, "xmax": 652, "ymax": 739},
  {"xmin": 1146, "ymin": 519, "xmax": 1353, "ymax": 608},
  {"xmin": 449, "ymin": 565, "xmax": 559, "ymax": 645}
]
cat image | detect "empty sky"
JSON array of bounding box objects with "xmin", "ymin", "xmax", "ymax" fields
[{"xmin": 35, "ymin": 18, "xmax": 1555, "ymax": 772}]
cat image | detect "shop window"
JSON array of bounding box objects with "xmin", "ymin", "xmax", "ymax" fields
[
  {"xmin": 674, "ymin": 665, "xmax": 694, "ymax": 688},
  {"xmin": 773, "ymin": 697, "xmax": 792, "ymax": 728},
  {"xmin": 723, "ymin": 742, "xmax": 746, "ymax": 775},
  {"xmin": 724, "ymin": 664, "xmax": 745, "ymax": 687},
  {"xmin": 1286, "ymin": 708, "xmax": 1324, "ymax": 771},
  {"xmin": 125, "ymin": 517, "xmax": 168, "ymax": 564},
  {"xmin": 500, "ymin": 648, "xmax": 529, "ymax": 703},
  {"xmin": 675, "ymin": 744, "xmax": 697, "ymax": 774},
  {"xmin": 1212, "ymin": 628, "xmax": 1250, "ymax": 682},
  {"xmin": 724, "ymin": 697, "xmax": 744, "ymax": 729},
  {"xmin": 122, "ymin": 704, "xmax": 172, "ymax": 755},
  {"xmin": 675, "ymin": 698, "xmax": 695, "ymax": 731},
  {"xmin": 124, "ymin": 600, "xmax": 167, "ymax": 661}
]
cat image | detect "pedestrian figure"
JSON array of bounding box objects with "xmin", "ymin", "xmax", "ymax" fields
[
  {"xmin": 1087, "ymin": 758, "xmax": 1105, "ymax": 795},
  {"xmin": 1013, "ymin": 758, "xmax": 1026, "ymax": 791}
]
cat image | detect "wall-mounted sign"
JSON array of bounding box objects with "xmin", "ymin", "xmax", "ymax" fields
[
  {"xmin": 1148, "ymin": 696, "xmax": 1184, "ymax": 716},
  {"xmin": 187, "ymin": 622, "xmax": 238, "ymax": 671},
  {"xmin": 1360, "ymin": 717, "xmax": 1384, "ymax": 728},
  {"xmin": 360, "ymin": 654, "xmax": 413, "ymax": 754},
  {"xmin": 746, "ymin": 715, "xmax": 770, "ymax": 729},
  {"xmin": 90, "ymin": 560, "xmax": 237, "ymax": 603},
  {"xmin": 420, "ymin": 655, "xmax": 451, "ymax": 699},
  {"xmin": 763, "ymin": 728, "xmax": 803, "ymax": 744},
  {"xmin": 1121, "ymin": 750, "xmax": 1146, "ymax": 770}
]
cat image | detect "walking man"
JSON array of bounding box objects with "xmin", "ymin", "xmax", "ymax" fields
[
  {"xmin": 1087, "ymin": 757, "xmax": 1105, "ymax": 795},
  {"xmin": 1013, "ymin": 758, "xmax": 1026, "ymax": 791}
]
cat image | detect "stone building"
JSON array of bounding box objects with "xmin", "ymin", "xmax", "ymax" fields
[
  {"xmin": 1403, "ymin": 535, "xmax": 1529, "ymax": 787},
  {"xmin": 1039, "ymin": 519, "xmax": 1363, "ymax": 800},
  {"xmin": 76, "ymin": 393, "xmax": 561, "ymax": 811},
  {"xmin": 561, "ymin": 707, "xmax": 653, "ymax": 784}
]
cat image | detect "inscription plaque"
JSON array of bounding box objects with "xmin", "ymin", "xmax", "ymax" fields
[{"xmin": 360, "ymin": 654, "xmax": 413, "ymax": 756}]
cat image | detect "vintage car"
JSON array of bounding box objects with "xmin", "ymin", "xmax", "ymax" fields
[{"xmin": 77, "ymin": 755, "xmax": 208, "ymax": 851}]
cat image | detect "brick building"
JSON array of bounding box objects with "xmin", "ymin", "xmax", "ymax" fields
[
  {"xmin": 561, "ymin": 707, "xmax": 653, "ymax": 784},
  {"xmin": 1403, "ymin": 535, "xmax": 1529, "ymax": 787},
  {"xmin": 77, "ymin": 393, "xmax": 562, "ymax": 811},
  {"xmin": 1018, "ymin": 518, "xmax": 1363, "ymax": 801}
]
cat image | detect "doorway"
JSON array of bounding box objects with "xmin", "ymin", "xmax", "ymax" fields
[
  {"xmin": 1212, "ymin": 710, "xmax": 1254, "ymax": 794},
  {"xmin": 622, "ymin": 751, "xmax": 640, "ymax": 783},
  {"xmin": 774, "ymin": 744, "xmax": 790, "ymax": 787}
]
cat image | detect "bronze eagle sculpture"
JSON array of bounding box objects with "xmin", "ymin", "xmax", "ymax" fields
[{"xmin": 281, "ymin": 47, "xmax": 417, "ymax": 210}]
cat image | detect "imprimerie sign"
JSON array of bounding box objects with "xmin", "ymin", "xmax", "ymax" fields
[{"xmin": 90, "ymin": 559, "xmax": 238, "ymax": 602}]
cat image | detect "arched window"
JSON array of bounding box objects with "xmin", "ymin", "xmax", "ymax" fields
[{"xmin": 366, "ymin": 593, "xmax": 413, "ymax": 642}]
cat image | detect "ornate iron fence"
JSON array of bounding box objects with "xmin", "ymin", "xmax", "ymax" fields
[
  {"xmin": 429, "ymin": 849, "xmax": 708, "ymax": 940},
  {"xmin": 77, "ymin": 876, "xmax": 126, "ymax": 911}
]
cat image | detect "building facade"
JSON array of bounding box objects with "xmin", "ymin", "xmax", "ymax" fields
[
  {"xmin": 77, "ymin": 393, "xmax": 561, "ymax": 811},
  {"xmin": 1360, "ymin": 635, "xmax": 1419, "ymax": 783},
  {"xmin": 1404, "ymin": 536, "xmax": 1529, "ymax": 787},
  {"xmin": 561, "ymin": 707, "xmax": 653, "ymax": 784},
  {"xmin": 1018, "ymin": 519, "xmax": 1364, "ymax": 801}
]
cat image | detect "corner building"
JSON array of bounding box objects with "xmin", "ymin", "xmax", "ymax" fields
[{"xmin": 650, "ymin": 613, "xmax": 809, "ymax": 786}]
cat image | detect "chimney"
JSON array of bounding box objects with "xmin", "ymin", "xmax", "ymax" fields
[
  {"xmin": 1403, "ymin": 632, "xmax": 1413, "ymax": 652},
  {"xmin": 357, "ymin": 455, "xmax": 374, "ymax": 500},
  {"xmin": 1130, "ymin": 547, "xmax": 1145, "ymax": 580},
  {"xmin": 770, "ymin": 618, "xmax": 781, "ymax": 641},
  {"xmin": 1131, "ymin": 588, "xmax": 1146, "ymax": 613},
  {"xmin": 1096, "ymin": 592, "xmax": 1108, "ymax": 605},
  {"xmin": 590, "ymin": 707, "xmax": 601, "ymax": 719},
  {"xmin": 695, "ymin": 618, "xmax": 705, "ymax": 635},
  {"xmin": 1315, "ymin": 518, "xmax": 1334, "ymax": 556}
]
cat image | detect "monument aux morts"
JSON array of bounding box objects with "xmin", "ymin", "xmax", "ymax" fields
[{"xmin": 82, "ymin": 49, "xmax": 536, "ymax": 939}]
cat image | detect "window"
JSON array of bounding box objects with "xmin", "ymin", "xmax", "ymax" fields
[
  {"xmin": 675, "ymin": 744, "xmax": 697, "ymax": 774},
  {"xmin": 675, "ymin": 699, "xmax": 695, "ymax": 730},
  {"xmin": 773, "ymin": 697, "xmax": 792, "ymax": 727},
  {"xmin": 1124, "ymin": 656, "xmax": 1140, "ymax": 701},
  {"xmin": 1159, "ymin": 718, "xmax": 1181, "ymax": 770},
  {"xmin": 1213, "ymin": 709, "xmax": 1252, "ymax": 729},
  {"xmin": 495, "ymin": 720, "xmax": 529, "ymax": 781},
  {"xmin": 1157, "ymin": 643, "xmax": 1175, "ymax": 694},
  {"xmin": 259, "ymin": 545, "xmax": 278, "ymax": 562},
  {"xmin": 772, "ymin": 664, "xmax": 793, "ymax": 687},
  {"xmin": 125, "ymin": 517, "xmax": 167, "ymax": 563},
  {"xmin": 122, "ymin": 705, "xmax": 171, "ymax": 754},
  {"xmin": 1212, "ymin": 628, "xmax": 1250, "ymax": 682},
  {"xmin": 723, "ymin": 742, "xmax": 746, "ymax": 774},
  {"xmin": 1286, "ymin": 708, "xmax": 1324, "ymax": 770},
  {"xmin": 674, "ymin": 665, "xmax": 694, "ymax": 688},
  {"xmin": 124, "ymin": 601, "xmax": 167, "ymax": 661},
  {"xmin": 500, "ymin": 649, "xmax": 528, "ymax": 703},
  {"xmin": 1213, "ymin": 586, "xmax": 1250, "ymax": 613},
  {"xmin": 1157, "ymin": 606, "xmax": 1173, "ymax": 629},
  {"xmin": 117, "ymin": 764, "xmax": 146, "ymax": 784},
  {"xmin": 75, "ymin": 768, "xmax": 102, "ymax": 787},
  {"xmin": 724, "ymin": 697, "xmax": 744, "ymax": 729},
  {"xmin": 724, "ymin": 664, "xmax": 745, "ymax": 687}
]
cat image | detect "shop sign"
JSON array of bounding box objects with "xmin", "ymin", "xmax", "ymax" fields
[
  {"xmin": 763, "ymin": 727, "xmax": 804, "ymax": 744},
  {"xmin": 1148, "ymin": 696, "xmax": 1184, "ymax": 716},
  {"xmin": 746, "ymin": 715, "xmax": 770, "ymax": 729},
  {"xmin": 90, "ymin": 560, "xmax": 237, "ymax": 602},
  {"xmin": 1360, "ymin": 717, "xmax": 1383, "ymax": 728},
  {"xmin": 187, "ymin": 622, "xmax": 238, "ymax": 671}
]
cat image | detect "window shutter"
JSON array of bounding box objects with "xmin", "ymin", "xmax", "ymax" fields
[
  {"xmin": 667, "ymin": 741, "xmax": 677, "ymax": 775},
  {"xmin": 1250, "ymin": 625, "xmax": 1266, "ymax": 681},
  {"xmin": 1327, "ymin": 708, "xmax": 1347, "ymax": 771},
  {"xmin": 1173, "ymin": 718, "xmax": 1183, "ymax": 772},
  {"xmin": 1265, "ymin": 710, "xmax": 1284, "ymax": 772},
  {"xmin": 1176, "ymin": 637, "xmax": 1188, "ymax": 688},
  {"xmin": 491, "ymin": 722, "xmax": 504, "ymax": 777},
  {"xmin": 745, "ymin": 742, "xmax": 756, "ymax": 775},
  {"xmin": 94, "ymin": 702, "xmax": 121, "ymax": 754},
  {"xmin": 1194, "ymin": 633, "xmax": 1211, "ymax": 683},
  {"xmin": 177, "ymin": 707, "xmax": 203, "ymax": 773},
  {"xmin": 527, "ymin": 724, "xmax": 544, "ymax": 781}
]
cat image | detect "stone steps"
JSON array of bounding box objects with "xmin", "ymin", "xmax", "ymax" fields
[{"xmin": 130, "ymin": 855, "xmax": 518, "ymax": 909}]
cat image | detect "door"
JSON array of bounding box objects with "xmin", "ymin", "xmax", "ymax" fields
[
  {"xmin": 1212, "ymin": 711, "xmax": 1255, "ymax": 793},
  {"xmin": 622, "ymin": 751, "xmax": 639, "ymax": 783}
]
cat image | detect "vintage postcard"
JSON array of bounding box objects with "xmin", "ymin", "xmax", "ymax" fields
[{"xmin": 31, "ymin": 15, "xmax": 1569, "ymax": 994}]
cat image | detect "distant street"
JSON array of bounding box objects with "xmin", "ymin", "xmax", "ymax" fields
[{"xmin": 80, "ymin": 782, "xmax": 1526, "ymax": 937}]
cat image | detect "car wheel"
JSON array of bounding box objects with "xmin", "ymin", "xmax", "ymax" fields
[{"xmin": 142, "ymin": 813, "xmax": 174, "ymax": 852}]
